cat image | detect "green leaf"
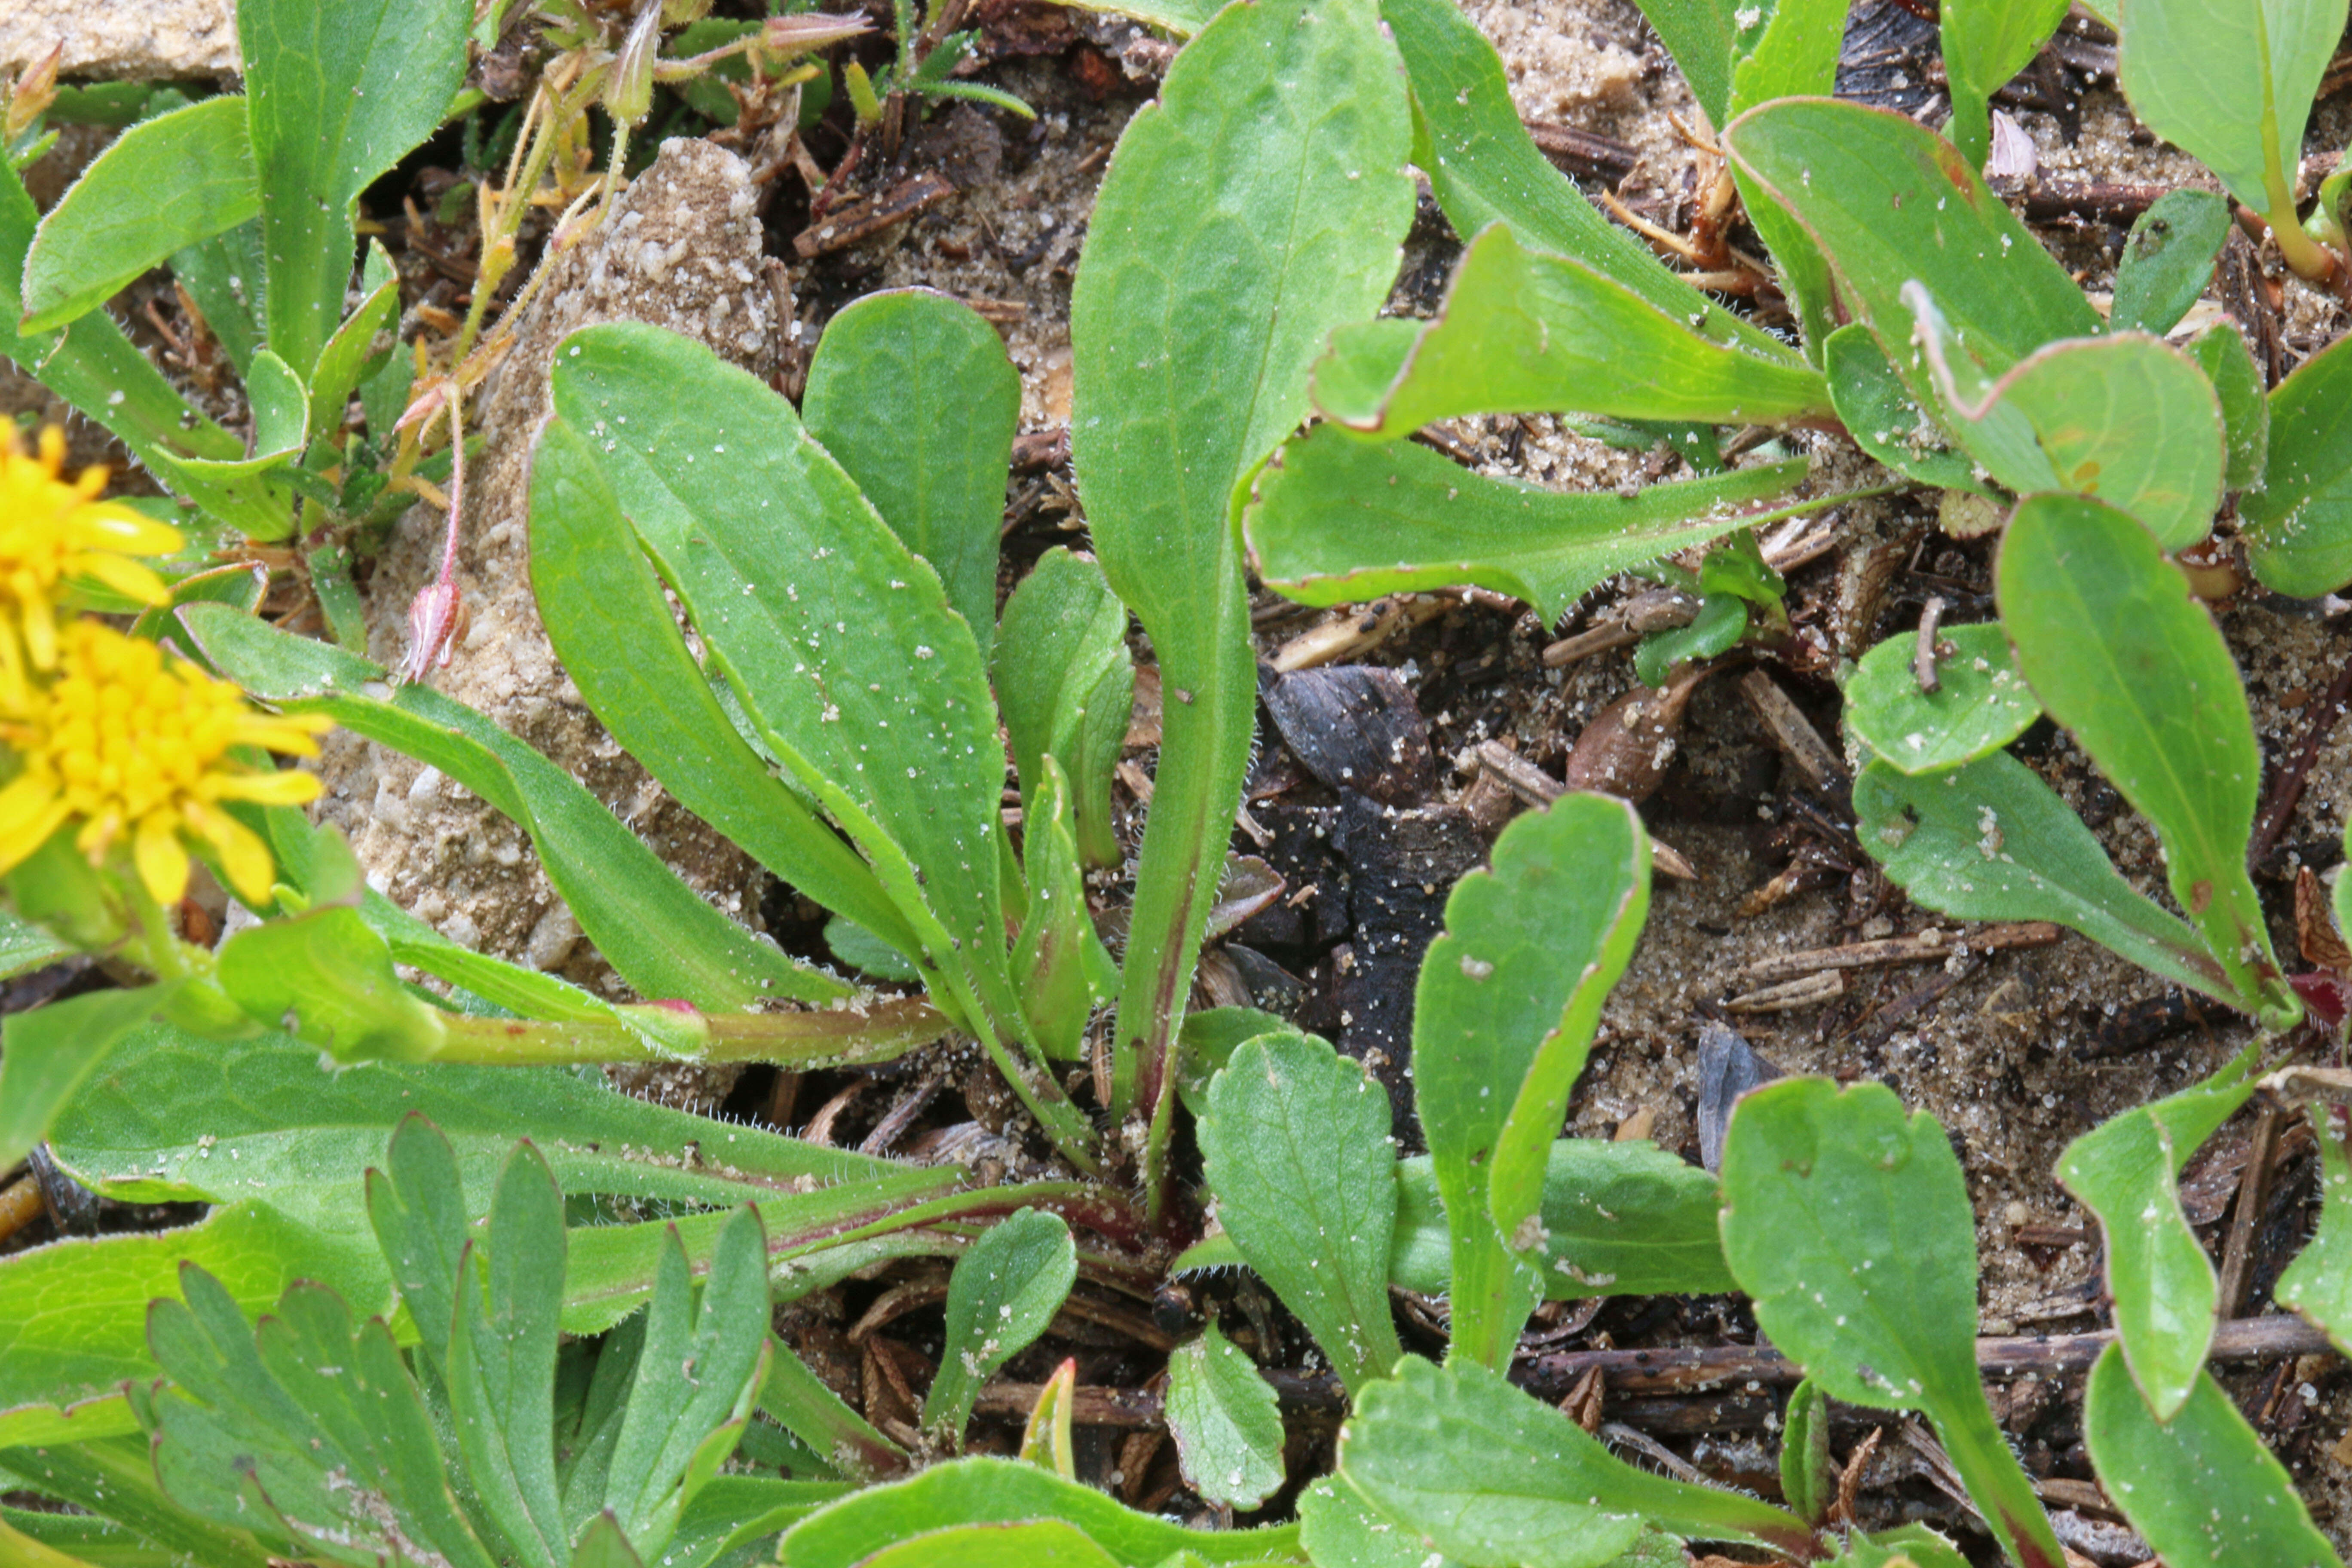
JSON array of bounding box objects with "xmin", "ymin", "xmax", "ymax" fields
[
  {"xmin": 544, "ymin": 325, "xmax": 1093, "ymax": 1155},
  {"xmin": 1412, "ymin": 794, "xmax": 1647, "ymax": 1369},
  {"xmin": 0, "ymin": 1434, "xmax": 274, "ymax": 1568},
  {"xmin": 1390, "ymin": 1138, "xmax": 1734, "ymax": 1300},
  {"xmin": 2115, "ymin": 0, "xmax": 2346, "ymax": 220},
  {"xmin": 0, "ymin": 985, "xmax": 177, "ymax": 1174},
  {"xmin": 1843, "ymin": 622, "xmax": 2040, "ymax": 776},
  {"xmin": 922, "ymin": 1206, "xmax": 1077, "ymax": 1439},
  {"xmin": 1626, "ymin": 0, "xmax": 1749, "ymax": 126},
  {"xmin": 173, "ymin": 217, "xmax": 267, "ymax": 378},
  {"xmin": 2084, "ymin": 1344, "xmax": 2343, "ymax": 1568},
  {"xmin": 20, "ymin": 95, "xmax": 257, "ymax": 333},
  {"xmin": 603, "ymin": 1208, "xmax": 772, "ymax": 1547},
  {"xmin": 368, "ymin": 1113, "xmax": 472, "ymax": 1376},
  {"xmin": 1381, "ymin": 0, "xmax": 1803, "ymax": 365},
  {"xmin": 1632, "ymin": 592, "xmax": 1745, "ymax": 687},
  {"xmin": 182, "ymin": 603, "xmax": 850, "ymax": 1011},
  {"xmin": 1718, "ymin": 1078, "xmax": 2060, "ymax": 1568},
  {"xmin": 1246, "ymin": 423, "xmax": 1809, "ymax": 625},
  {"xmin": 802, "ymin": 289, "xmax": 1019, "ymax": 660},
  {"xmin": 1070, "ymin": 0, "xmax": 1414, "ymax": 1142},
  {"xmin": 2055, "ymin": 1046, "xmax": 2259, "ymax": 1421},
  {"xmin": 2110, "ymin": 190, "xmax": 2234, "ymax": 336},
  {"xmin": 1936, "ymin": 331, "xmax": 2224, "ymax": 551},
  {"xmin": 4, "ymin": 1504, "xmax": 206, "ymax": 1568},
  {"xmin": 1823, "ymin": 324, "xmax": 1991, "ymax": 495},
  {"xmin": 239, "ymin": 0, "xmax": 472, "ymax": 374},
  {"xmin": 448, "ymin": 1141, "xmax": 571, "ymax": 1568},
  {"xmin": 526, "ymin": 413, "xmax": 915, "ymax": 958},
  {"xmin": 2241, "ymin": 328, "xmax": 2352, "ymax": 596},
  {"xmin": 2278, "ymin": 1098, "xmax": 2352, "ymax": 1355},
  {"xmin": 2186, "ymin": 322, "xmax": 2269, "ymax": 492},
  {"xmin": 993, "ymin": 547, "xmax": 1133, "ymax": 870},
  {"xmin": 1997, "ymin": 492, "xmax": 2294, "ymax": 1024},
  {"xmin": 824, "ymin": 917, "xmax": 924, "ymax": 983},
  {"xmin": 759, "ymin": 1338, "xmax": 906, "ymax": 1482},
  {"xmin": 571, "ymin": 1513, "xmax": 649, "ymax": 1568},
  {"xmin": 1724, "ymin": 98, "xmax": 2098, "ymax": 416},
  {"xmin": 780, "ymin": 1456, "xmax": 1300, "ymax": 1568},
  {"xmin": 306, "ymin": 241, "xmax": 400, "ymax": 435},
  {"xmin": 1312, "ymin": 225, "xmax": 1830, "ymax": 436},
  {"xmin": 1940, "ymin": 0, "xmax": 2068, "ymax": 170},
  {"xmin": 0, "ymin": 907, "xmax": 70, "ymax": 982},
  {"xmin": 1824, "ymin": 1525, "xmax": 1974, "ymax": 1568},
  {"xmin": 1014, "ymin": 760, "xmax": 1117, "ymax": 1061},
  {"xmin": 47, "ymin": 1020, "xmax": 905, "ymax": 1232},
  {"xmin": 1164, "ymin": 1322, "xmax": 1284, "ymax": 1510},
  {"xmin": 1198, "ymin": 1031, "xmax": 1403, "ymax": 1395},
  {"xmin": 0, "ymin": 156, "xmax": 239, "ymax": 471},
  {"xmin": 664, "ymin": 1476, "xmax": 850, "ymax": 1568},
  {"xmin": 1779, "ymin": 1378, "xmax": 1833, "ymax": 1527},
  {"xmin": 144, "ymin": 1266, "xmax": 502, "ymax": 1567},
  {"xmin": 1297, "ymin": 1477, "xmax": 1448, "ymax": 1568},
  {"xmin": 216, "ymin": 904, "xmax": 450, "ymax": 1062},
  {"xmin": 849, "ymin": 1520, "xmax": 1122, "ymax": 1568},
  {"xmin": 1339, "ymin": 1357, "xmax": 1812, "ymax": 1567},
  {"xmin": 1853, "ymin": 753, "xmax": 2231, "ymax": 1002}
]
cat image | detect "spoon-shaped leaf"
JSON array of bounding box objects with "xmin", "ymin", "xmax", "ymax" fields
[
  {"xmin": 2085, "ymin": 1344, "xmax": 2343, "ymax": 1568},
  {"xmin": 2116, "ymin": 0, "xmax": 2346, "ymax": 276},
  {"xmin": 2276, "ymin": 1095, "xmax": 2352, "ymax": 1356},
  {"xmin": 2241, "ymin": 328, "xmax": 2352, "ymax": 596},
  {"xmin": 239, "ymin": 0, "xmax": 472, "ymax": 374},
  {"xmin": 1940, "ymin": 0, "xmax": 2068, "ymax": 171},
  {"xmin": 1843, "ymin": 624, "xmax": 2040, "ymax": 776},
  {"xmin": 780, "ymin": 1456, "xmax": 1300, "ymax": 1568},
  {"xmin": 1165, "ymin": 1322, "xmax": 1285, "ymax": 1509},
  {"xmin": 1853, "ymin": 753, "xmax": 2233, "ymax": 1004},
  {"xmin": 1934, "ymin": 332, "xmax": 2225, "ymax": 551},
  {"xmin": 1339, "ymin": 1357, "xmax": 1814, "ymax": 1567},
  {"xmin": 1071, "ymin": 0, "xmax": 1414, "ymax": 1175},
  {"xmin": 921, "ymin": 1207, "xmax": 1077, "ymax": 1442},
  {"xmin": 1997, "ymin": 492, "xmax": 2296, "ymax": 1026},
  {"xmin": 2109, "ymin": 190, "xmax": 2234, "ymax": 336},
  {"xmin": 1719, "ymin": 1078, "xmax": 2061, "ymax": 1568},
  {"xmin": 527, "ymin": 416, "xmax": 915, "ymax": 958},
  {"xmin": 1724, "ymin": 98, "xmax": 2097, "ymax": 418},
  {"xmin": 1414, "ymin": 793, "xmax": 1648, "ymax": 1369},
  {"xmin": 20, "ymin": 95, "xmax": 257, "ymax": 333},
  {"xmin": 803, "ymin": 289, "xmax": 1019, "ymax": 659},
  {"xmin": 993, "ymin": 548, "xmax": 1133, "ymax": 870},
  {"xmin": 2055, "ymin": 1046, "xmax": 2260, "ymax": 1420},
  {"xmin": 1199, "ymin": 1030, "xmax": 1403, "ymax": 1395}
]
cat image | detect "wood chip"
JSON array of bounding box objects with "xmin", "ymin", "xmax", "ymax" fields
[
  {"xmin": 1723, "ymin": 970, "xmax": 1845, "ymax": 1013},
  {"xmin": 792, "ymin": 172, "xmax": 955, "ymax": 257},
  {"xmin": 1736, "ymin": 668, "xmax": 1848, "ymax": 795},
  {"xmin": 1468, "ymin": 741, "xmax": 1694, "ymax": 879},
  {"xmin": 1724, "ymin": 921, "xmax": 2061, "ymax": 991}
]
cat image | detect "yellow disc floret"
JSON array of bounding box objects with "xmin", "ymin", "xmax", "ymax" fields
[
  {"xmin": 0, "ymin": 425, "xmax": 184, "ymax": 707},
  {"xmin": 0, "ymin": 620, "xmax": 331, "ymax": 905}
]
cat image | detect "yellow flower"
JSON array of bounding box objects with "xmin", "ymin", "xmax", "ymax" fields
[
  {"xmin": 0, "ymin": 424, "xmax": 184, "ymax": 707},
  {"xmin": 0, "ymin": 620, "xmax": 332, "ymax": 905}
]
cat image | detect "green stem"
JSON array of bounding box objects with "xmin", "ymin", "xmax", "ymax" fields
[
  {"xmin": 433, "ymin": 995, "xmax": 951, "ymax": 1067},
  {"xmin": 2265, "ymin": 189, "xmax": 2340, "ymax": 282}
]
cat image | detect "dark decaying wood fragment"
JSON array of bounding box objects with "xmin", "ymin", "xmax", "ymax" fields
[
  {"xmin": 1261, "ymin": 665, "xmax": 1437, "ymax": 808},
  {"xmin": 792, "ymin": 172, "xmax": 956, "ymax": 257}
]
